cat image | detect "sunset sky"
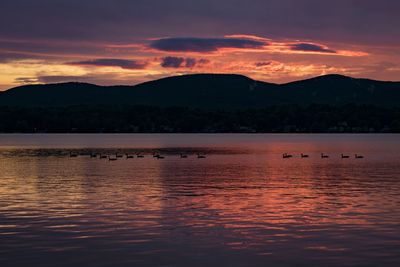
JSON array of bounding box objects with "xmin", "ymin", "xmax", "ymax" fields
[{"xmin": 0, "ymin": 0, "xmax": 399, "ymax": 90}]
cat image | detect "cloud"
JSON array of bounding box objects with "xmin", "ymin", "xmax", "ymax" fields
[
  {"xmin": 255, "ymin": 62, "xmax": 272, "ymax": 67},
  {"xmin": 0, "ymin": 51, "xmax": 41, "ymax": 63},
  {"xmin": 0, "ymin": 0, "xmax": 400, "ymax": 47},
  {"xmin": 14, "ymin": 75, "xmax": 94, "ymax": 85},
  {"xmin": 14, "ymin": 77, "xmax": 39, "ymax": 84},
  {"xmin": 290, "ymin": 43, "xmax": 336, "ymax": 54},
  {"xmin": 69, "ymin": 58, "xmax": 148, "ymax": 69},
  {"xmin": 185, "ymin": 58, "xmax": 196, "ymax": 68},
  {"xmin": 150, "ymin": 37, "xmax": 267, "ymax": 52},
  {"xmin": 13, "ymin": 73, "xmax": 152, "ymax": 87},
  {"xmin": 198, "ymin": 58, "xmax": 210, "ymax": 64},
  {"xmin": 160, "ymin": 57, "xmax": 185, "ymax": 68},
  {"xmin": 37, "ymin": 75, "xmax": 95, "ymax": 83},
  {"xmin": 160, "ymin": 57, "xmax": 209, "ymax": 68}
]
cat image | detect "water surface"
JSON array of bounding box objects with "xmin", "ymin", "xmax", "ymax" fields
[{"xmin": 1, "ymin": 134, "xmax": 400, "ymax": 267}]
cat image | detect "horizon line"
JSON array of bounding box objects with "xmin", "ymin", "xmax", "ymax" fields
[{"xmin": 3, "ymin": 73, "xmax": 400, "ymax": 92}]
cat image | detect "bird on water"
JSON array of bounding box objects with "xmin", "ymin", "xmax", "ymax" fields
[{"xmin": 321, "ymin": 153, "xmax": 329, "ymax": 158}]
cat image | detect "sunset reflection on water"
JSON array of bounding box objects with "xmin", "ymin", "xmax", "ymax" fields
[{"xmin": 1, "ymin": 134, "xmax": 400, "ymax": 267}]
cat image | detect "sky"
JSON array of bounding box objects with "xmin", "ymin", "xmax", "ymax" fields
[{"xmin": 0, "ymin": 0, "xmax": 399, "ymax": 90}]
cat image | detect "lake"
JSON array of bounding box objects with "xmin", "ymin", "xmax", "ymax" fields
[{"xmin": 1, "ymin": 134, "xmax": 400, "ymax": 267}]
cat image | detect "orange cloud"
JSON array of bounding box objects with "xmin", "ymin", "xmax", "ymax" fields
[{"xmin": 145, "ymin": 35, "xmax": 368, "ymax": 57}]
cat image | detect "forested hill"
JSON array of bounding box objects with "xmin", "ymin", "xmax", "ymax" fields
[{"xmin": 1, "ymin": 74, "xmax": 400, "ymax": 107}]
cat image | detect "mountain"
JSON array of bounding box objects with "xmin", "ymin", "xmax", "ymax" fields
[{"xmin": 1, "ymin": 74, "xmax": 400, "ymax": 108}]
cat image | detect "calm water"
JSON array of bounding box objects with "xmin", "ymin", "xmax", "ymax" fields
[{"xmin": 1, "ymin": 134, "xmax": 400, "ymax": 267}]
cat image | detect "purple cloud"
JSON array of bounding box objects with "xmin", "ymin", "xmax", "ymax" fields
[
  {"xmin": 69, "ymin": 58, "xmax": 148, "ymax": 69},
  {"xmin": 198, "ymin": 59, "xmax": 210, "ymax": 64},
  {"xmin": 255, "ymin": 61, "xmax": 272, "ymax": 67},
  {"xmin": 185, "ymin": 58, "xmax": 197, "ymax": 68},
  {"xmin": 290, "ymin": 43, "xmax": 336, "ymax": 54},
  {"xmin": 1, "ymin": 1, "xmax": 399, "ymax": 47},
  {"xmin": 160, "ymin": 57, "xmax": 209, "ymax": 68},
  {"xmin": 161, "ymin": 57, "xmax": 185, "ymax": 68},
  {"xmin": 150, "ymin": 37, "xmax": 267, "ymax": 52},
  {"xmin": 0, "ymin": 51, "xmax": 46, "ymax": 63}
]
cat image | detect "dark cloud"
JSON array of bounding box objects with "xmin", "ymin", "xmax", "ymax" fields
[
  {"xmin": 161, "ymin": 57, "xmax": 185, "ymax": 68},
  {"xmin": 160, "ymin": 57, "xmax": 209, "ymax": 68},
  {"xmin": 198, "ymin": 59, "xmax": 210, "ymax": 64},
  {"xmin": 0, "ymin": 51, "xmax": 42, "ymax": 63},
  {"xmin": 13, "ymin": 76, "xmax": 93, "ymax": 85},
  {"xmin": 255, "ymin": 62, "xmax": 272, "ymax": 67},
  {"xmin": 13, "ymin": 74, "xmax": 149, "ymax": 87},
  {"xmin": 36, "ymin": 75, "xmax": 94, "ymax": 84},
  {"xmin": 160, "ymin": 57, "xmax": 206, "ymax": 68},
  {"xmin": 1, "ymin": 0, "xmax": 399, "ymax": 46},
  {"xmin": 185, "ymin": 58, "xmax": 197, "ymax": 68},
  {"xmin": 14, "ymin": 77, "xmax": 38, "ymax": 84},
  {"xmin": 290, "ymin": 43, "xmax": 336, "ymax": 53},
  {"xmin": 150, "ymin": 37, "xmax": 267, "ymax": 52},
  {"xmin": 0, "ymin": 39, "xmax": 108, "ymax": 61},
  {"xmin": 14, "ymin": 75, "xmax": 121, "ymax": 85},
  {"xmin": 69, "ymin": 58, "xmax": 148, "ymax": 69}
]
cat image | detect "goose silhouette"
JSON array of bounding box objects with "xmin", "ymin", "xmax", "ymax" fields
[
  {"xmin": 197, "ymin": 153, "xmax": 206, "ymax": 159},
  {"xmin": 321, "ymin": 153, "xmax": 329, "ymax": 159},
  {"xmin": 108, "ymin": 156, "xmax": 117, "ymax": 161},
  {"xmin": 283, "ymin": 153, "xmax": 293, "ymax": 159}
]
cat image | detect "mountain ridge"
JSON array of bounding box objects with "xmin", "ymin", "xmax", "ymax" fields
[{"xmin": 1, "ymin": 74, "xmax": 400, "ymax": 107}]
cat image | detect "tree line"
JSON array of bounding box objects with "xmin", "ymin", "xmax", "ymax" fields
[{"xmin": 0, "ymin": 104, "xmax": 400, "ymax": 133}]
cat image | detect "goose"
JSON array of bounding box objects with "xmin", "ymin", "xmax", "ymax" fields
[
  {"xmin": 137, "ymin": 154, "xmax": 144, "ymax": 158},
  {"xmin": 156, "ymin": 155, "xmax": 165, "ymax": 159},
  {"xmin": 100, "ymin": 154, "xmax": 108, "ymax": 159},
  {"xmin": 341, "ymin": 154, "xmax": 350, "ymax": 159},
  {"xmin": 180, "ymin": 153, "xmax": 188, "ymax": 158},
  {"xmin": 283, "ymin": 153, "xmax": 292, "ymax": 159},
  {"xmin": 301, "ymin": 153, "xmax": 309, "ymax": 158},
  {"xmin": 126, "ymin": 154, "xmax": 134, "ymax": 159},
  {"xmin": 355, "ymin": 154, "xmax": 364, "ymax": 159},
  {"xmin": 69, "ymin": 152, "xmax": 78, "ymax": 158},
  {"xmin": 90, "ymin": 153, "xmax": 98, "ymax": 158},
  {"xmin": 108, "ymin": 156, "xmax": 117, "ymax": 161},
  {"xmin": 197, "ymin": 153, "xmax": 206, "ymax": 159},
  {"xmin": 321, "ymin": 153, "xmax": 329, "ymax": 159}
]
